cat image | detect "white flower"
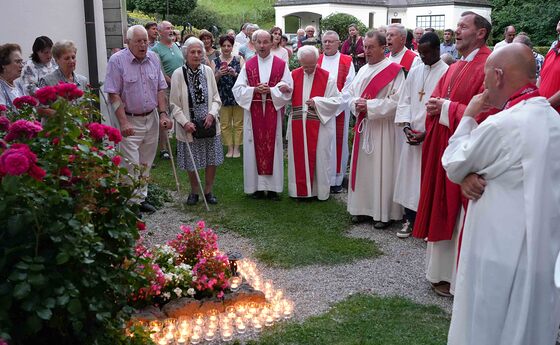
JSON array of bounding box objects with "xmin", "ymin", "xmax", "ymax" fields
[
  {"xmin": 187, "ymin": 288, "xmax": 195, "ymax": 296},
  {"xmin": 167, "ymin": 258, "xmax": 174, "ymax": 265},
  {"xmin": 164, "ymin": 273, "xmax": 174, "ymax": 282},
  {"xmin": 192, "ymin": 275, "xmax": 197, "ymax": 282},
  {"xmin": 173, "ymin": 287, "xmax": 182, "ymax": 297},
  {"xmin": 162, "ymin": 292, "xmax": 171, "ymax": 300}
]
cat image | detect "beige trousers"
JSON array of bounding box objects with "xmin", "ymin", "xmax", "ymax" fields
[{"xmin": 219, "ymin": 105, "xmax": 243, "ymax": 146}]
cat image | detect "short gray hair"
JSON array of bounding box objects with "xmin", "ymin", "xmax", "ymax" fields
[
  {"xmin": 182, "ymin": 37, "xmax": 206, "ymax": 57},
  {"xmin": 322, "ymin": 30, "xmax": 340, "ymax": 41},
  {"xmin": 157, "ymin": 21, "xmax": 172, "ymax": 31},
  {"xmin": 52, "ymin": 40, "xmax": 77, "ymax": 59},
  {"xmin": 252, "ymin": 29, "xmax": 271, "ymax": 42},
  {"xmin": 388, "ymin": 23, "xmax": 407, "ymax": 38},
  {"xmin": 246, "ymin": 24, "xmax": 260, "ymax": 33},
  {"xmin": 127, "ymin": 25, "xmax": 147, "ymax": 41},
  {"xmin": 297, "ymin": 45, "xmax": 319, "ymax": 60},
  {"xmin": 513, "ymin": 34, "xmax": 533, "ymax": 49}
]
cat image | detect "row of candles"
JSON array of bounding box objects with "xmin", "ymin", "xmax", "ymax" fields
[{"xmin": 130, "ymin": 259, "xmax": 294, "ymax": 344}]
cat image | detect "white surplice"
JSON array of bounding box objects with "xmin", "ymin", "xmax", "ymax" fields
[
  {"xmin": 388, "ymin": 47, "xmax": 422, "ymax": 71},
  {"xmin": 347, "ymin": 58, "xmax": 405, "ymax": 221},
  {"xmin": 318, "ymin": 52, "xmax": 356, "ymax": 186},
  {"xmin": 442, "ymin": 97, "xmax": 560, "ymax": 345},
  {"xmin": 232, "ymin": 54, "xmax": 293, "ymax": 194},
  {"xmin": 394, "ymin": 59, "xmax": 448, "ymax": 211},
  {"xmin": 287, "ymin": 71, "xmax": 341, "ymax": 200}
]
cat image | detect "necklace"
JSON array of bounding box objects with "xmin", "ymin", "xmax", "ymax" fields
[
  {"xmin": 0, "ymin": 76, "xmax": 15, "ymax": 88},
  {"xmin": 418, "ymin": 66, "xmax": 432, "ymax": 101}
]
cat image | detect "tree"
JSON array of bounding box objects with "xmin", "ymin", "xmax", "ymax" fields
[
  {"xmin": 179, "ymin": 5, "xmax": 222, "ymax": 33},
  {"xmin": 320, "ymin": 13, "xmax": 368, "ymax": 42},
  {"xmin": 490, "ymin": 0, "xmax": 560, "ymax": 47},
  {"xmin": 131, "ymin": 0, "xmax": 197, "ymax": 19}
]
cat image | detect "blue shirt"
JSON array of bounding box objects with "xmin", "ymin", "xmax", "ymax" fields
[{"xmin": 440, "ymin": 42, "xmax": 459, "ymax": 60}]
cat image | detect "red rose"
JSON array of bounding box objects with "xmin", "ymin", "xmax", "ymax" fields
[
  {"xmin": 136, "ymin": 221, "xmax": 146, "ymax": 231},
  {"xmin": 52, "ymin": 137, "xmax": 60, "ymax": 145},
  {"xmin": 59, "ymin": 166, "xmax": 72, "ymax": 177},
  {"xmin": 87, "ymin": 123, "xmax": 106, "ymax": 141},
  {"xmin": 5, "ymin": 120, "xmax": 43, "ymax": 142},
  {"xmin": 28, "ymin": 164, "xmax": 46, "ymax": 181},
  {"xmin": 68, "ymin": 154, "xmax": 76, "ymax": 163},
  {"xmin": 34, "ymin": 86, "xmax": 58, "ymax": 105},
  {"xmin": 0, "ymin": 116, "xmax": 10, "ymax": 131},
  {"xmin": 105, "ymin": 125, "xmax": 122, "ymax": 144},
  {"xmin": 55, "ymin": 82, "xmax": 84, "ymax": 100},
  {"xmin": 12, "ymin": 96, "xmax": 38, "ymax": 109},
  {"xmin": 0, "ymin": 104, "xmax": 7, "ymax": 112},
  {"xmin": 111, "ymin": 155, "xmax": 122, "ymax": 166},
  {"xmin": 0, "ymin": 144, "xmax": 39, "ymax": 177}
]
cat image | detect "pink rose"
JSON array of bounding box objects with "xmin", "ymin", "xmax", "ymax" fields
[
  {"xmin": 52, "ymin": 137, "xmax": 60, "ymax": 145},
  {"xmin": 0, "ymin": 116, "xmax": 10, "ymax": 131},
  {"xmin": 55, "ymin": 82, "xmax": 84, "ymax": 100},
  {"xmin": 111, "ymin": 155, "xmax": 121, "ymax": 166},
  {"xmin": 28, "ymin": 164, "xmax": 46, "ymax": 181},
  {"xmin": 5, "ymin": 120, "xmax": 43, "ymax": 142},
  {"xmin": 0, "ymin": 144, "xmax": 37, "ymax": 176},
  {"xmin": 105, "ymin": 126, "xmax": 122, "ymax": 144},
  {"xmin": 59, "ymin": 166, "xmax": 72, "ymax": 177},
  {"xmin": 87, "ymin": 123, "xmax": 106, "ymax": 141},
  {"xmin": 0, "ymin": 104, "xmax": 7, "ymax": 112},
  {"xmin": 12, "ymin": 96, "xmax": 38, "ymax": 109},
  {"xmin": 34, "ymin": 86, "xmax": 58, "ymax": 105},
  {"xmin": 136, "ymin": 221, "xmax": 146, "ymax": 231}
]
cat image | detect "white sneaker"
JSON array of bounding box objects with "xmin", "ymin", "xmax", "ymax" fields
[{"xmin": 396, "ymin": 220, "xmax": 413, "ymax": 238}]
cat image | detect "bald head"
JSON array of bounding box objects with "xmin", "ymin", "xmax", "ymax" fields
[{"xmin": 484, "ymin": 43, "xmax": 536, "ymax": 107}]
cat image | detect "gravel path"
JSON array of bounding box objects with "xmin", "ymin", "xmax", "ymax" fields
[{"xmin": 144, "ymin": 192, "xmax": 453, "ymax": 322}]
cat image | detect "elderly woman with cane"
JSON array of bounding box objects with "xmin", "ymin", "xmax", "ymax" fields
[{"xmin": 170, "ymin": 37, "xmax": 223, "ymax": 206}]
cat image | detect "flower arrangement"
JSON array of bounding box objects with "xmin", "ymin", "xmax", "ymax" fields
[
  {"xmin": 132, "ymin": 221, "xmax": 231, "ymax": 309},
  {"xmin": 0, "ymin": 83, "xmax": 150, "ymax": 345}
]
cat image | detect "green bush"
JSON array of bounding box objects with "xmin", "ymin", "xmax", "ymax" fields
[
  {"xmin": 320, "ymin": 13, "xmax": 368, "ymax": 42},
  {"xmin": 534, "ymin": 46, "xmax": 550, "ymax": 56},
  {"xmin": 0, "ymin": 85, "xmax": 151, "ymax": 344}
]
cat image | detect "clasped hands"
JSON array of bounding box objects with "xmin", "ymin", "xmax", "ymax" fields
[
  {"xmin": 461, "ymin": 173, "xmax": 486, "ymax": 201},
  {"xmin": 355, "ymin": 98, "xmax": 368, "ymax": 114},
  {"xmin": 403, "ymin": 126, "xmax": 426, "ymax": 145},
  {"xmin": 183, "ymin": 114, "xmax": 214, "ymax": 133}
]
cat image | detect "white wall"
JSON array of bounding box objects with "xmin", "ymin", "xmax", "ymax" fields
[{"xmin": 1, "ymin": 0, "xmax": 108, "ymax": 86}]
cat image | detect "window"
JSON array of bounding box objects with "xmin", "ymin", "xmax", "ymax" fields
[{"xmin": 416, "ymin": 15, "xmax": 445, "ymax": 30}]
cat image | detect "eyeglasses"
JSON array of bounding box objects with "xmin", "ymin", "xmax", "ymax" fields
[{"xmin": 13, "ymin": 59, "xmax": 24, "ymax": 65}]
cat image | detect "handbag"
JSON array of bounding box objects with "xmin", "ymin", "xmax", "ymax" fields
[{"xmin": 182, "ymin": 66, "xmax": 216, "ymax": 139}]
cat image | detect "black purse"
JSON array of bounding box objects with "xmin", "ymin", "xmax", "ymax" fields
[{"xmin": 182, "ymin": 66, "xmax": 216, "ymax": 139}]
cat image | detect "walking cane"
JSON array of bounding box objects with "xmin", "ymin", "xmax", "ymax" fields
[
  {"xmin": 165, "ymin": 133, "xmax": 181, "ymax": 195},
  {"xmin": 184, "ymin": 139, "xmax": 210, "ymax": 211}
]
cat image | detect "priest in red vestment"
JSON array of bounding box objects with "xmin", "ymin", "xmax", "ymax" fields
[
  {"xmin": 412, "ymin": 11, "xmax": 495, "ymax": 297},
  {"xmin": 539, "ymin": 19, "xmax": 560, "ymax": 113}
]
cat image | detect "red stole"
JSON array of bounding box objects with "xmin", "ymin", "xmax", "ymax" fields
[
  {"xmin": 246, "ymin": 55, "xmax": 286, "ymax": 175},
  {"xmin": 318, "ymin": 53, "xmax": 353, "ymax": 173},
  {"xmin": 290, "ymin": 67, "xmax": 329, "ymax": 196},
  {"xmin": 385, "ymin": 49, "xmax": 416, "ymax": 72},
  {"xmin": 350, "ymin": 62, "xmax": 403, "ymax": 191},
  {"xmin": 412, "ymin": 46, "xmax": 495, "ymax": 242}
]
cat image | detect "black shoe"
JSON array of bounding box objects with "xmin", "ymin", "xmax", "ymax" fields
[
  {"xmin": 267, "ymin": 191, "xmax": 280, "ymax": 201},
  {"xmin": 186, "ymin": 193, "xmax": 199, "ymax": 205},
  {"xmin": 204, "ymin": 193, "xmax": 218, "ymax": 205},
  {"xmin": 351, "ymin": 215, "xmax": 372, "ymax": 224},
  {"xmin": 373, "ymin": 220, "xmax": 392, "ymax": 229},
  {"xmin": 251, "ymin": 191, "xmax": 266, "ymax": 199},
  {"xmin": 160, "ymin": 150, "xmax": 171, "ymax": 160},
  {"xmin": 330, "ymin": 185, "xmax": 343, "ymax": 194},
  {"xmin": 139, "ymin": 201, "xmax": 156, "ymax": 214}
]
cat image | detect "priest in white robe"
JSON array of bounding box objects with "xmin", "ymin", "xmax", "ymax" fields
[
  {"xmin": 443, "ymin": 44, "xmax": 560, "ymax": 345},
  {"xmin": 347, "ymin": 30, "xmax": 405, "ymax": 228},
  {"xmin": 287, "ymin": 46, "xmax": 341, "ymax": 200},
  {"xmin": 317, "ymin": 30, "xmax": 355, "ymax": 193},
  {"xmin": 394, "ymin": 32, "xmax": 448, "ymax": 238},
  {"xmin": 232, "ymin": 30, "xmax": 293, "ymax": 200},
  {"xmin": 386, "ymin": 24, "xmax": 421, "ymax": 73}
]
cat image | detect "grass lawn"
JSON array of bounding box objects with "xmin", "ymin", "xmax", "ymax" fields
[
  {"xmin": 197, "ymin": 0, "xmax": 276, "ymax": 29},
  {"xmin": 248, "ymin": 294, "xmax": 450, "ymax": 345},
  {"xmin": 150, "ymin": 142, "xmax": 380, "ymax": 268}
]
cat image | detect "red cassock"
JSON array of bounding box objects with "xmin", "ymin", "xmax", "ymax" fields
[
  {"xmin": 540, "ymin": 46, "xmax": 560, "ymax": 113},
  {"xmin": 413, "ymin": 46, "xmax": 495, "ymax": 242}
]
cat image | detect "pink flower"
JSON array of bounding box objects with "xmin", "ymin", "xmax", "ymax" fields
[
  {"xmin": 55, "ymin": 82, "xmax": 84, "ymax": 100},
  {"xmin": 111, "ymin": 155, "xmax": 122, "ymax": 166},
  {"xmin": 217, "ymin": 291, "xmax": 224, "ymax": 299},
  {"xmin": 28, "ymin": 164, "xmax": 46, "ymax": 181},
  {"xmin": 0, "ymin": 143, "xmax": 37, "ymax": 176},
  {"xmin": 68, "ymin": 154, "xmax": 75, "ymax": 163},
  {"xmin": 105, "ymin": 126, "xmax": 122, "ymax": 144},
  {"xmin": 88, "ymin": 123, "xmax": 106, "ymax": 141},
  {"xmin": 12, "ymin": 96, "xmax": 38, "ymax": 109},
  {"xmin": 0, "ymin": 104, "xmax": 7, "ymax": 112},
  {"xmin": 197, "ymin": 220, "xmax": 206, "ymax": 229},
  {"xmin": 137, "ymin": 221, "xmax": 146, "ymax": 231},
  {"xmin": 0, "ymin": 116, "xmax": 10, "ymax": 131},
  {"xmin": 5, "ymin": 120, "xmax": 43, "ymax": 142},
  {"xmin": 34, "ymin": 85, "xmax": 58, "ymax": 105},
  {"xmin": 52, "ymin": 137, "xmax": 60, "ymax": 145},
  {"xmin": 59, "ymin": 166, "xmax": 72, "ymax": 177}
]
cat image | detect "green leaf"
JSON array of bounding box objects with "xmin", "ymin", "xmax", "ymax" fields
[
  {"xmin": 36, "ymin": 307, "xmax": 52, "ymax": 320},
  {"xmin": 28, "ymin": 273, "xmax": 46, "ymax": 286},
  {"xmin": 8, "ymin": 270, "xmax": 27, "ymax": 281},
  {"xmin": 56, "ymin": 294, "xmax": 70, "ymax": 306},
  {"xmin": 77, "ymin": 144, "xmax": 90, "ymax": 153},
  {"xmin": 68, "ymin": 299, "xmax": 82, "ymax": 315},
  {"xmin": 56, "ymin": 252, "xmax": 70, "ymax": 264},
  {"xmin": 25, "ymin": 314, "xmax": 42, "ymax": 333},
  {"xmin": 7, "ymin": 214, "xmax": 27, "ymax": 236},
  {"xmin": 13, "ymin": 282, "xmax": 31, "ymax": 299}
]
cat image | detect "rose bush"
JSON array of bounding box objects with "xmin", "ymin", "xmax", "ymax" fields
[{"xmin": 0, "ymin": 84, "xmax": 151, "ymax": 345}]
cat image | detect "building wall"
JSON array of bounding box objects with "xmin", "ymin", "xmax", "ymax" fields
[
  {"xmin": 1, "ymin": 0, "xmax": 108, "ymax": 84},
  {"xmin": 401, "ymin": 5, "xmax": 491, "ymax": 30},
  {"xmin": 275, "ymin": 4, "xmax": 387, "ymax": 34}
]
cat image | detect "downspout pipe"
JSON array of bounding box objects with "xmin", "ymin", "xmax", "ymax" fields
[{"xmin": 84, "ymin": 0, "xmax": 100, "ymax": 103}]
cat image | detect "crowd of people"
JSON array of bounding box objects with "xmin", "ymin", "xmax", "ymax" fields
[{"xmin": 2, "ymin": 13, "xmax": 560, "ymax": 344}]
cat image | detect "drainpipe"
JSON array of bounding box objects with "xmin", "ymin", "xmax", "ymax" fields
[{"xmin": 84, "ymin": 0, "xmax": 100, "ymax": 103}]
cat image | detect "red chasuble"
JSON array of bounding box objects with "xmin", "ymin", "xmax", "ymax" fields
[
  {"xmin": 290, "ymin": 67, "xmax": 329, "ymax": 196},
  {"xmin": 245, "ymin": 55, "xmax": 286, "ymax": 175},
  {"xmin": 413, "ymin": 46, "xmax": 495, "ymax": 242},
  {"xmin": 540, "ymin": 47, "xmax": 560, "ymax": 113},
  {"xmin": 350, "ymin": 62, "xmax": 403, "ymax": 191},
  {"xmin": 318, "ymin": 53, "xmax": 352, "ymax": 173}
]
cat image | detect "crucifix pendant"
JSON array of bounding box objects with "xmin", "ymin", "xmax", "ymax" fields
[{"xmin": 418, "ymin": 89, "xmax": 425, "ymax": 101}]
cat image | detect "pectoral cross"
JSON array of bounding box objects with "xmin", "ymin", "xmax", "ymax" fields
[{"xmin": 418, "ymin": 89, "xmax": 425, "ymax": 101}]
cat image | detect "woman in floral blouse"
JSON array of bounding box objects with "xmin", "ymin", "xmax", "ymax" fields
[{"xmin": 20, "ymin": 36, "xmax": 57, "ymax": 96}]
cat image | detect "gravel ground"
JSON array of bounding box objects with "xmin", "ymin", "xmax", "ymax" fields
[{"xmin": 143, "ymin": 192, "xmax": 453, "ymax": 324}]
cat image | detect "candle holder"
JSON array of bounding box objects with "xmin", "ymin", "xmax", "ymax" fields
[{"xmin": 227, "ymin": 251, "xmax": 243, "ymax": 276}]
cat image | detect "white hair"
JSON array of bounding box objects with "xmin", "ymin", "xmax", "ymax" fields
[
  {"xmin": 246, "ymin": 24, "xmax": 260, "ymax": 32},
  {"xmin": 127, "ymin": 25, "xmax": 148, "ymax": 40},
  {"xmin": 157, "ymin": 21, "xmax": 172, "ymax": 32},
  {"xmin": 388, "ymin": 23, "xmax": 407, "ymax": 38},
  {"xmin": 182, "ymin": 37, "xmax": 206, "ymax": 57},
  {"xmin": 297, "ymin": 45, "xmax": 319, "ymax": 61},
  {"xmin": 305, "ymin": 25, "xmax": 315, "ymax": 32},
  {"xmin": 252, "ymin": 29, "xmax": 271, "ymax": 42},
  {"xmin": 322, "ymin": 30, "xmax": 340, "ymax": 41}
]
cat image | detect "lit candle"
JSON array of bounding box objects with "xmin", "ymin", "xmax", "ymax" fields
[
  {"xmin": 190, "ymin": 333, "xmax": 201, "ymax": 344},
  {"xmin": 204, "ymin": 329, "xmax": 215, "ymax": 341},
  {"xmin": 230, "ymin": 276, "xmax": 241, "ymax": 292},
  {"xmin": 221, "ymin": 328, "xmax": 233, "ymax": 341},
  {"xmin": 177, "ymin": 337, "xmax": 187, "ymax": 345},
  {"xmin": 236, "ymin": 322, "xmax": 246, "ymax": 334},
  {"xmin": 265, "ymin": 315, "xmax": 274, "ymax": 327}
]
